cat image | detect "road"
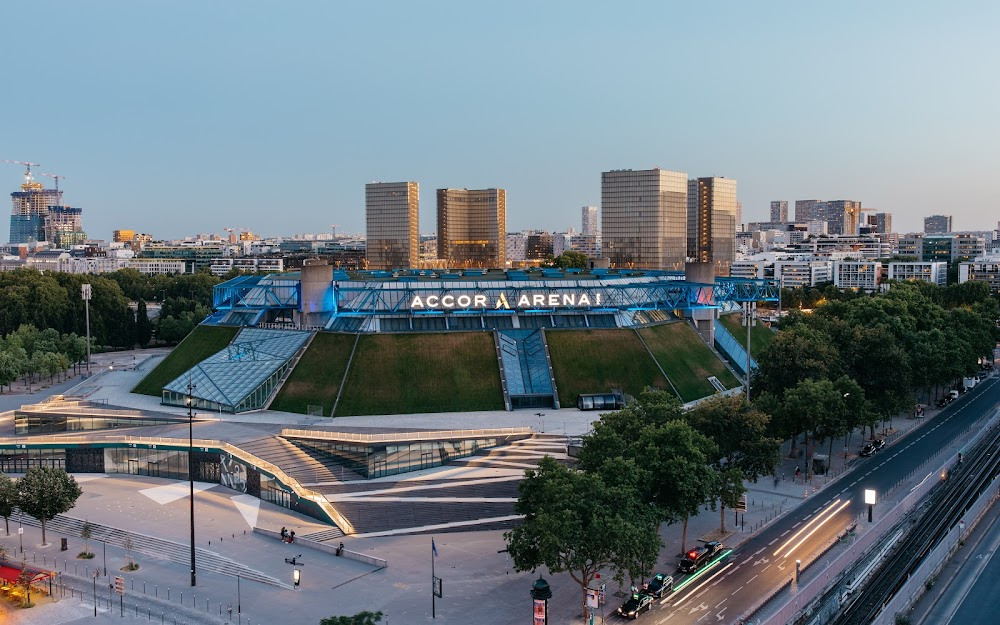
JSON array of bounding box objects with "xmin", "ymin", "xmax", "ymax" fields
[{"xmin": 607, "ymin": 375, "xmax": 1000, "ymax": 625}]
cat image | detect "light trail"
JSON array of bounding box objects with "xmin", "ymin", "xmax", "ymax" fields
[
  {"xmin": 772, "ymin": 498, "xmax": 843, "ymax": 556},
  {"xmin": 780, "ymin": 499, "xmax": 852, "ymax": 559},
  {"xmin": 669, "ymin": 562, "xmax": 734, "ymax": 608}
]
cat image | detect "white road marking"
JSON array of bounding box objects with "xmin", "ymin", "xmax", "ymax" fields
[{"xmin": 768, "ymin": 538, "xmax": 779, "ymax": 545}]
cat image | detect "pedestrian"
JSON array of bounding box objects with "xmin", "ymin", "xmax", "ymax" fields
[
  {"xmin": 336, "ymin": 542, "xmax": 344, "ymax": 556},
  {"xmin": 289, "ymin": 530, "xmax": 295, "ymax": 543},
  {"xmin": 280, "ymin": 526, "xmax": 287, "ymax": 541},
  {"xmin": 795, "ymin": 465, "xmax": 801, "ymax": 480}
]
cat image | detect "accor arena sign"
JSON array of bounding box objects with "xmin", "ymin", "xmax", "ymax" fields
[{"xmin": 410, "ymin": 291, "xmax": 603, "ymax": 310}]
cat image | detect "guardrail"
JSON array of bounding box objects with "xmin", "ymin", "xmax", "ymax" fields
[
  {"xmin": 753, "ymin": 407, "xmax": 1000, "ymax": 624},
  {"xmin": 254, "ymin": 528, "xmax": 387, "ymax": 569},
  {"xmin": 281, "ymin": 426, "xmax": 533, "ymax": 443},
  {"xmin": 0, "ymin": 433, "xmax": 356, "ymax": 535}
]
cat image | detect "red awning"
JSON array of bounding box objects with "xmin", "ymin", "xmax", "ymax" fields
[{"xmin": 0, "ymin": 564, "xmax": 53, "ymax": 583}]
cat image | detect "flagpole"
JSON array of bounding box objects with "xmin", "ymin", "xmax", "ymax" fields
[{"xmin": 432, "ymin": 536, "xmax": 436, "ymax": 619}]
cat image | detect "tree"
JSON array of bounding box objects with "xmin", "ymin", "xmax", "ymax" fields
[
  {"xmin": 319, "ymin": 612, "xmax": 384, "ymax": 625},
  {"xmin": 80, "ymin": 520, "xmax": 94, "ymax": 558},
  {"xmin": 505, "ymin": 457, "xmax": 660, "ymax": 617},
  {"xmin": 553, "ymin": 251, "xmax": 589, "ymax": 269},
  {"xmin": 16, "ymin": 560, "xmax": 34, "ymax": 608},
  {"xmin": 782, "ymin": 379, "xmax": 844, "ymax": 479},
  {"xmin": 0, "ymin": 351, "xmax": 18, "ymax": 392},
  {"xmin": 17, "ymin": 467, "xmax": 82, "ymax": 545},
  {"xmin": 123, "ymin": 534, "xmax": 138, "ymax": 570},
  {"xmin": 687, "ymin": 394, "xmax": 781, "ymax": 531},
  {"xmin": 135, "ymin": 300, "xmax": 153, "ymax": 348},
  {"xmin": 0, "ymin": 474, "xmax": 16, "ymax": 535}
]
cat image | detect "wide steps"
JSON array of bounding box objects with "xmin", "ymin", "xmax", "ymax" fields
[
  {"xmin": 11, "ymin": 512, "xmax": 284, "ymax": 587},
  {"xmin": 299, "ymin": 527, "xmax": 345, "ymax": 543}
]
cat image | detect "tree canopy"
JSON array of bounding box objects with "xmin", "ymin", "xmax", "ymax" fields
[{"xmin": 17, "ymin": 467, "xmax": 83, "ymax": 545}]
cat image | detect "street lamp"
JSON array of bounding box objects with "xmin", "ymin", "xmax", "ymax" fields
[
  {"xmin": 530, "ymin": 575, "xmax": 552, "ymax": 625},
  {"xmin": 535, "ymin": 412, "xmax": 545, "ymax": 433},
  {"xmin": 864, "ymin": 488, "xmax": 877, "ymax": 523},
  {"xmin": 186, "ymin": 376, "xmax": 197, "ymax": 587},
  {"xmin": 81, "ymin": 284, "xmax": 92, "ymax": 375}
]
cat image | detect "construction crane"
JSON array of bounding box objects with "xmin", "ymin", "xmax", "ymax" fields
[
  {"xmin": 331, "ymin": 224, "xmax": 341, "ymax": 238},
  {"xmin": 41, "ymin": 172, "xmax": 66, "ymax": 192},
  {"xmin": 3, "ymin": 160, "xmax": 42, "ymax": 185}
]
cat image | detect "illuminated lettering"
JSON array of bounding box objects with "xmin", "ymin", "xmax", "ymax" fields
[
  {"xmin": 411, "ymin": 295, "xmax": 424, "ymax": 308},
  {"xmin": 517, "ymin": 295, "xmax": 530, "ymax": 307},
  {"xmin": 545, "ymin": 294, "xmax": 556, "ymax": 307},
  {"xmin": 411, "ymin": 289, "xmax": 605, "ymax": 310},
  {"xmin": 532, "ymin": 294, "xmax": 545, "ymax": 307},
  {"xmin": 475, "ymin": 295, "xmax": 488, "ymax": 308},
  {"xmin": 441, "ymin": 295, "xmax": 455, "ymax": 307},
  {"xmin": 426, "ymin": 295, "xmax": 439, "ymax": 307},
  {"xmin": 496, "ymin": 293, "xmax": 510, "ymax": 309},
  {"xmin": 578, "ymin": 294, "xmax": 591, "ymax": 306},
  {"xmin": 595, "ymin": 293, "xmax": 601, "ymax": 305},
  {"xmin": 457, "ymin": 295, "xmax": 471, "ymax": 307}
]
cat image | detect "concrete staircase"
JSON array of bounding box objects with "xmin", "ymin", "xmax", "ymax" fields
[
  {"xmin": 10, "ymin": 512, "xmax": 286, "ymax": 587},
  {"xmin": 237, "ymin": 436, "xmax": 363, "ymax": 486}
]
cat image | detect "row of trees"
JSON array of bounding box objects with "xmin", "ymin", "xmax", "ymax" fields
[
  {"xmin": 0, "ymin": 267, "xmax": 224, "ymax": 352},
  {"xmin": 505, "ymin": 391, "xmax": 780, "ymax": 616},
  {"xmin": 754, "ymin": 281, "xmax": 998, "ymax": 471},
  {"xmin": 0, "ymin": 467, "xmax": 83, "ymax": 546},
  {"xmin": 0, "ymin": 325, "xmax": 89, "ymax": 392}
]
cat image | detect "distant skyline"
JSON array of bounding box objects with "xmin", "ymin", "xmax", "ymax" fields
[{"xmin": 3, "ymin": 1, "xmax": 998, "ymax": 240}]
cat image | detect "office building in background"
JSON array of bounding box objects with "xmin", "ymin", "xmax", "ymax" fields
[
  {"xmin": 925, "ymin": 214, "xmax": 953, "ymax": 234},
  {"xmin": 581, "ymin": 205, "xmax": 598, "ymax": 235},
  {"xmin": 365, "ymin": 181, "xmax": 419, "ymax": 269},
  {"xmin": 688, "ymin": 176, "xmax": 738, "ymax": 273},
  {"xmin": 436, "ymin": 188, "xmax": 506, "ymax": 268},
  {"xmin": 770, "ymin": 200, "xmax": 788, "ymax": 223},
  {"xmin": 602, "ymin": 168, "xmax": 687, "ymax": 270}
]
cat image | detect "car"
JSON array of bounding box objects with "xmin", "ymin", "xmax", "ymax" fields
[
  {"xmin": 642, "ymin": 573, "xmax": 674, "ymax": 599},
  {"xmin": 873, "ymin": 438, "xmax": 886, "ymax": 452},
  {"xmin": 936, "ymin": 397, "xmax": 949, "ymax": 408},
  {"xmin": 860, "ymin": 443, "xmax": 877, "ymax": 457},
  {"xmin": 678, "ymin": 541, "xmax": 724, "ymax": 574},
  {"xmin": 616, "ymin": 592, "xmax": 653, "ymax": 619}
]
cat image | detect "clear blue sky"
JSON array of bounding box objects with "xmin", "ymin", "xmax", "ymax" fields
[{"xmin": 3, "ymin": 1, "xmax": 998, "ymax": 240}]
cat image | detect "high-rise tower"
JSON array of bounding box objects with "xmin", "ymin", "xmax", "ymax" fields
[
  {"xmin": 436, "ymin": 188, "xmax": 506, "ymax": 268},
  {"xmin": 365, "ymin": 181, "xmax": 419, "ymax": 270},
  {"xmin": 581, "ymin": 206, "xmax": 598, "ymax": 235},
  {"xmin": 687, "ymin": 176, "xmax": 738, "ymax": 274},
  {"xmin": 9, "ymin": 166, "xmax": 62, "ymax": 244},
  {"xmin": 770, "ymin": 200, "xmax": 788, "ymax": 223},
  {"xmin": 601, "ymin": 168, "xmax": 687, "ymax": 270}
]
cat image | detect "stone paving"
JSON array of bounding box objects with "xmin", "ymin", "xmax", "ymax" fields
[{"xmin": 0, "ymin": 347, "xmax": 974, "ymax": 624}]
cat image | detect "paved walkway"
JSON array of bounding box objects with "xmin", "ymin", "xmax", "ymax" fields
[{"xmin": 0, "ymin": 346, "xmax": 985, "ymax": 624}]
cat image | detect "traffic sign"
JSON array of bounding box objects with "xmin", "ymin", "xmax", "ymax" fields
[
  {"xmin": 17, "ymin": 528, "xmax": 22, "ymax": 535},
  {"xmin": 114, "ymin": 576, "xmax": 125, "ymax": 596}
]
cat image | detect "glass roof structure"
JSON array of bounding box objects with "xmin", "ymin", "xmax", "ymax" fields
[{"xmin": 162, "ymin": 328, "xmax": 313, "ymax": 413}]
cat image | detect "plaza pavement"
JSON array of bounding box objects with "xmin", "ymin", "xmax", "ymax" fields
[{"xmin": 0, "ymin": 348, "xmax": 976, "ymax": 624}]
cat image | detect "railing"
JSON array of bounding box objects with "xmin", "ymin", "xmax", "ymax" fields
[
  {"xmin": 754, "ymin": 406, "xmax": 1000, "ymax": 624},
  {"xmin": 280, "ymin": 427, "xmax": 533, "ymax": 444},
  {"xmin": 0, "ymin": 432, "xmax": 356, "ymax": 535}
]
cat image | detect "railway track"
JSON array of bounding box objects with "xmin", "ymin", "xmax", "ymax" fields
[{"xmin": 832, "ymin": 419, "xmax": 1000, "ymax": 625}]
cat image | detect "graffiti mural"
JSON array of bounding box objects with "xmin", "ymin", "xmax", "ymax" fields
[{"xmin": 220, "ymin": 454, "xmax": 248, "ymax": 492}]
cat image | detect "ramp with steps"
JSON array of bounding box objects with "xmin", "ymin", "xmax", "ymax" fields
[
  {"xmin": 497, "ymin": 329, "xmax": 557, "ymax": 409},
  {"xmin": 11, "ymin": 512, "xmax": 285, "ymax": 587},
  {"xmin": 713, "ymin": 318, "xmax": 757, "ymax": 377},
  {"xmin": 316, "ymin": 435, "xmax": 568, "ymax": 536},
  {"xmin": 237, "ymin": 436, "xmax": 364, "ymax": 485}
]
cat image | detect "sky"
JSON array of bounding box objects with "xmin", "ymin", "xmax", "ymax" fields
[{"xmin": 3, "ymin": 1, "xmax": 999, "ymax": 240}]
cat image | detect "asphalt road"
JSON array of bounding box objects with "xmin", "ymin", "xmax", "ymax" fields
[{"xmin": 606, "ymin": 375, "xmax": 1000, "ymax": 625}]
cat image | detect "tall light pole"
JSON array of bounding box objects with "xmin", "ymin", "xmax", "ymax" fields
[
  {"xmin": 187, "ymin": 375, "xmax": 197, "ymax": 587},
  {"xmin": 82, "ymin": 284, "xmax": 92, "ymax": 375},
  {"xmin": 534, "ymin": 412, "xmax": 545, "ymax": 433},
  {"xmin": 742, "ymin": 302, "xmax": 756, "ymax": 401}
]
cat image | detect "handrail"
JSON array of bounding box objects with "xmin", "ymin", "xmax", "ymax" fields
[
  {"xmin": 0, "ymin": 433, "xmax": 355, "ymax": 533},
  {"xmin": 280, "ymin": 427, "xmax": 533, "ymax": 443}
]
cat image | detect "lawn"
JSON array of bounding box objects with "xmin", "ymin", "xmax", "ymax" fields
[
  {"xmin": 718, "ymin": 312, "xmax": 775, "ymax": 357},
  {"xmin": 132, "ymin": 325, "xmax": 240, "ymax": 396},
  {"xmin": 546, "ymin": 329, "xmax": 668, "ymax": 407},
  {"xmin": 638, "ymin": 322, "xmax": 741, "ymax": 402},
  {"xmin": 335, "ymin": 332, "xmax": 504, "ymax": 416},
  {"xmin": 269, "ymin": 332, "xmax": 357, "ymax": 416}
]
